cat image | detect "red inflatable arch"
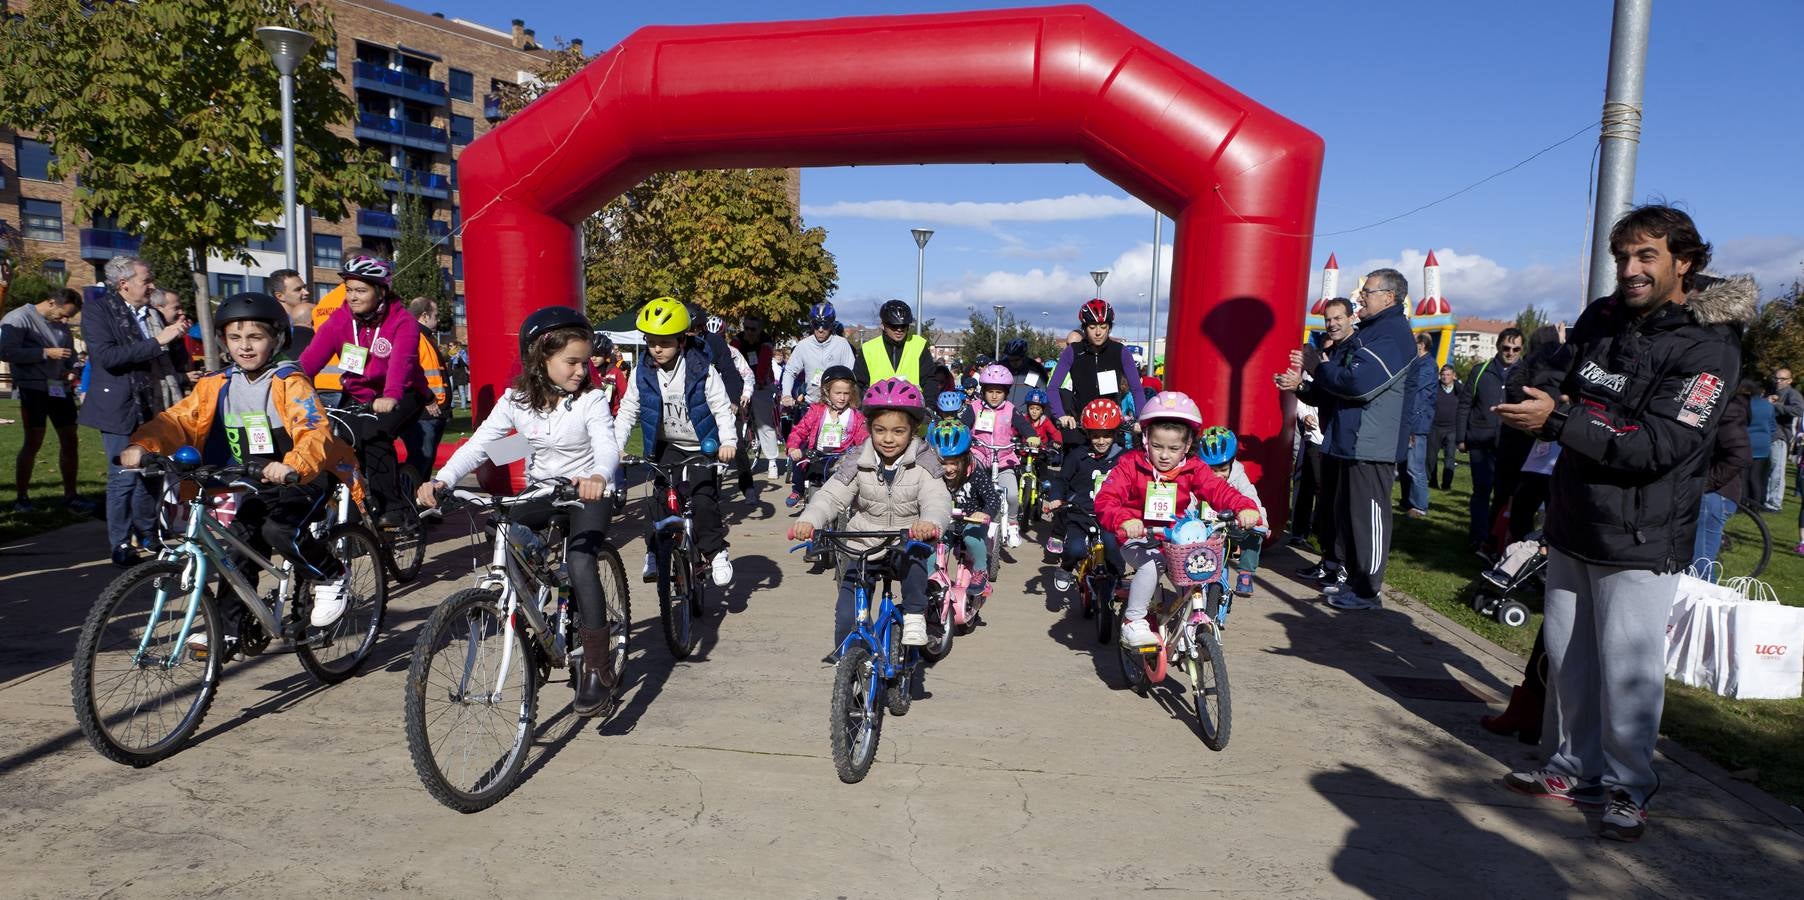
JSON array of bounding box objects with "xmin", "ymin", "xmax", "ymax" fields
[{"xmin": 459, "ymin": 4, "xmax": 1323, "ymax": 525}]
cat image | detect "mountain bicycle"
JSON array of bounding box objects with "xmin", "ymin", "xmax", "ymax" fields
[
  {"xmin": 624, "ymin": 453, "xmax": 725, "ymax": 660},
  {"xmin": 1016, "ymin": 439, "xmax": 1051, "ymax": 535},
  {"xmin": 72, "ymin": 447, "xmax": 387, "ymax": 766},
  {"xmin": 402, "ymin": 476, "xmax": 629, "ymax": 812}
]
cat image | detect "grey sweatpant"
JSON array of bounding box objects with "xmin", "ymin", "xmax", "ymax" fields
[{"xmin": 1541, "ymin": 548, "xmax": 1677, "ymax": 807}]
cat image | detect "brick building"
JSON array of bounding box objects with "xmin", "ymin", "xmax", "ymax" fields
[{"xmin": 0, "ymin": 0, "xmax": 560, "ymax": 339}]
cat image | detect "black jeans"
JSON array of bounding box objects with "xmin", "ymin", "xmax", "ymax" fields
[
  {"xmin": 1315, "ymin": 448, "xmax": 1342, "ymax": 566},
  {"xmin": 225, "ymin": 482, "xmax": 342, "ymax": 600},
  {"xmin": 1467, "ymin": 441, "xmax": 1496, "ymax": 546},
  {"xmin": 834, "ymin": 546, "xmax": 931, "ymax": 647},
  {"xmin": 1428, "ymin": 426, "xmax": 1457, "ymax": 489},
  {"xmin": 341, "ymin": 392, "xmax": 424, "ymax": 521},
  {"xmin": 642, "ymin": 446, "xmax": 727, "ymax": 557},
  {"xmin": 1060, "ymin": 511, "xmax": 1123, "ymax": 573},
  {"xmin": 1291, "ymin": 440, "xmax": 1323, "ymax": 537},
  {"xmin": 516, "ymin": 497, "xmax": 615, "ymax": 629}
]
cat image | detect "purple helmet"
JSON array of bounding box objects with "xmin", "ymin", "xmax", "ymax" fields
[{"xmin": 863, "ymin": 377, "xmax": 927, "ymax": 422}]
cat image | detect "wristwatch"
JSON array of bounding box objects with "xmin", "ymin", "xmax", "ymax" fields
[{"xmin": 1538, "ymin": 403, "xmax": 1571, "ymax": 442}]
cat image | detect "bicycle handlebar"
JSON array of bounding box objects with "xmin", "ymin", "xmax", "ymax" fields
[{"xmin": 122, "ymin": 454, "xmax": 300, "ymax": 487}]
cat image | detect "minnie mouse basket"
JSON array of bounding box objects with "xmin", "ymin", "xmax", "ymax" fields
[{"xmin": 1159, "ymin": 537, "xmax": 1227, "ymax": 589}]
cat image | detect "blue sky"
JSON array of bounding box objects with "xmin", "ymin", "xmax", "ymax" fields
[{"xmin": 424, "ymin": 0, "xmax": 1804, "ymax": 331}]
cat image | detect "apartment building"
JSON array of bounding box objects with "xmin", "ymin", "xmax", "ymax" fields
[{"xmin": 0, "ymin": 0, "xmax": 561, "ymax": 338}]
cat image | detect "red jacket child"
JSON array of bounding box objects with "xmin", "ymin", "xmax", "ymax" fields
[
  {"xmin": 1094, "ymin": 449, "xmax": 1257, "ymax": 543},
  {"xmin": 1027, "ymin": 413, "xmax": 1062, "ymax": 448},
  {"xmin": 786, "ymin": 401, "xmax": 867, "ymax": 455}
]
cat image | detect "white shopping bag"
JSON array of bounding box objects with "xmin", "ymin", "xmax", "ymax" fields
[
  {"xmin": 1721, "ymin": 580, "xmax": 1804, "ymax": 700},
  {"xmin": 1665, "ymin": 568, "xmax": 1739, "ymax": 688}
]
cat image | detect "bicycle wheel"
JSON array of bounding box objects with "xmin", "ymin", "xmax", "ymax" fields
[
  {"xmin": 404, "ymin": 588, "xmax": 539, "ymax": 812},
  {"xmin": 72, "ymin": 560, "xmax": 222, "ymax": 767},
  {"xmin": 1116, "ymin": 638, "xmax": 1149, "ymax": 695},
  {"xmin": 1094, "ymin": 574, "xmax": 1117, "ymax": 645},
  {"xmin": 296, "ymin": 523, "xmax": 390, "ymax": 684},
  {"xmin": 659, "ymin": 544, "xmax": 699, "ymax": 659},
  {"xmin": 920, "ymin": 589, "xmax": 954, "ymax": 663},
  {"xmin": 885, "ymin": 620, "xmax": 912, "ymax": 716},
  {"xmin": 594, "ymin": 543, "xmax": 632, "ymax": 693},
  {"xmin": 381, "ymin": 465, "xmax": 427, "ymax": 584},
  {"xmin": 1185, "ymin": 625, "xmax": 1232, "ymax": 750},
  {"xmin": 830, "ymin": 645, "xmax": 883, "ymax": 783},
  {"xmin": 1719, "ymin": 505, "xmax": 1771, "ymax": 580}
]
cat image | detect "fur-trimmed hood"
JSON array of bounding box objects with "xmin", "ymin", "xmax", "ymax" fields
[{"xmin": 1687, "ymin": 273, "xmax": 1760, "ymax": 327}]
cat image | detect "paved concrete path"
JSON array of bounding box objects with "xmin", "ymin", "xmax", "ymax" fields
[{"xmin": 3, "ymin": 479, "xmax": 1802, "ymax": 899}]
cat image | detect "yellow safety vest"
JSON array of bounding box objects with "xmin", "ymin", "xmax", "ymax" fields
[{"xmin": 861, "ymin": 334, "xmax": 926, "ymax": 386}]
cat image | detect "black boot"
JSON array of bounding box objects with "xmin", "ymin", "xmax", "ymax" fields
[{"xmin": 573, "ymin": 625, "xmax": 615, "ymax": 718}]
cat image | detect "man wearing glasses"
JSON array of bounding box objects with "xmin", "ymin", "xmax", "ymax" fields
[
  {"xmin": 1457, "ymin": 327, "xmax": 1525, "ymax": 553},
  {"xmin": 1274, "ymin": 270, "xmax": 1417, "ymax": 611}
]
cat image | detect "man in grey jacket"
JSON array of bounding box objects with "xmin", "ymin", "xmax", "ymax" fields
[
  {"xmin": 1, "ymin": 287, "xmax": 90, "ymax": 512},
  {"xmin": 1764, "ymin": 367, "xmax": 1802, "ymax": 511}
]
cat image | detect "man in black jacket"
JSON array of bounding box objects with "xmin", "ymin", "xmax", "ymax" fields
[
  {"xmin": 1457, "ymin": 327, "xmax": 1524, "ymax": 550},
  {"xmin": 1494, "ymin": 205, "xmax": 1752, "ymax": 843},
  {"xmin": 1429, "ymin": 364, "xmax": 1462, "ymax": 489}
]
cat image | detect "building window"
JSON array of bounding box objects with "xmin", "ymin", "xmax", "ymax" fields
[
  {"xmin": 449, "ymin": 159, "xmax": 458, "ymax": 188},
  {"xmin": 16, "ymin": 138, "xmax": 54, "ymax": 181},
  {"xmin": 42, "ymin": 259, "xmax": 66, "ymax": 280},
  {"xmin": 453, "ymin": 294, "xmax": 466, "ymax": 326},
  {"xmin": 313, "ymin": 233, "xmax": 343, "ymax": 269},
  {"xmin": 246, "ymin": 227, "xmax": 286, "ymax": 254},
  {"xmin": 314, "ymin": 281, "xmax": 334, "ymax": 299},
  {"xmin": 321, "ymin": 45, "xmax": 338, "ymax": 70},
  {"xmin": 452, "ymin": 251, "xmax": 463, "ymax": 280},
  {"xmin": 21, "ymin": 198, "xmax": 63, "ymax": 241},
  {"xmin": 449, "ymin": 68, "xmax": 474, "ymax": 101},
  {"xmin": 449, "ymin": 114, "xmax": 474, "ymax": 145},
  {"xmin": 216, "ymin": 274, "xmax": 244, "ymax": 296}
]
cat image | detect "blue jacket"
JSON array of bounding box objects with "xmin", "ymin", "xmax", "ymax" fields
[
  {"xmin": 1404, "ymin": 353, "xmax": 1436, "ymax": 436},
  {"xmin": 1749, "ymin": 395, "xmax": 1776, "ymax": 459},
  {"xmin": 76, "ymin": 290, "xmax": 163, "ymax": 434},
  {"xmin": 1299, "ymin": 303, "xmax": 1417, "ymax": 463},
  {"xmin": 635, "ymin": 345, "xmax": 721, "ymax": 456}
]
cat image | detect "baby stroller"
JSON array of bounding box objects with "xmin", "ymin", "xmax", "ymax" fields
[{"xmin": 1469, "ymin": 530, "xmax": 1546, "ymax": 628}]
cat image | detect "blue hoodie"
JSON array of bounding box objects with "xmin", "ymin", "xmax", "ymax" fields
[{"xmin": 1299, "ymin": 302, "xmax": 1417, "ymax": 463}]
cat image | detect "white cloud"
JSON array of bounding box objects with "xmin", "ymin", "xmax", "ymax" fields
[
  {"xmin": 801, "ymin": 193, "xmax": 1150, "ymax": 229},
  {"xmin": 909, "ymin": 242, "xmax": 1175, "ymax": 335},
  {"xmin": 1329, "ymin": 248, "xmax": 1581, "ymax": 321},
  {"xmin": 1713, "ymin": 235, "xmax": 1804, "ymax": 297}
]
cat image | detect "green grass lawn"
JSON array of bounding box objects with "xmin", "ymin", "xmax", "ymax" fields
[
  {"xmin": 1386, "ymin": 458, "xmax": 1804, "ymax": 808},
  {"xmin": 0, "ymin": 398, "xmax": 111, "ymax": 542}
]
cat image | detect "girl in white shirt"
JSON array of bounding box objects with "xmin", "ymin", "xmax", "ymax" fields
[{"xmin": 416, "ymin": 307, "xmax": 622, "ymax": 716}]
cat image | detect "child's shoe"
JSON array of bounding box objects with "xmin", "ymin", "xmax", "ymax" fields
[
  {"xmin": 1234, "ymin": 571, "xmax": 1255, "ymax": 597},
  {"xmin": 1119, "ymin": 618, "xmax": 1157, "ymax": 648},
  {"xmin": 1046, "ymin": 537, "xmax": 1064, "ymax": 556},
  {"xmin": 785, "ymin": 491, "xmax": 802, "ymax": 508},
  {"xmin": 901, "ymin": 614, "xmax": 928, "ymax": 646}
]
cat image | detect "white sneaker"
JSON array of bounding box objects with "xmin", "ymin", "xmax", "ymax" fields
[
  {"xmin": 767, "ymin": 460, "xmax": 780, "ymax": 479},
  {"xmin": 1119, "ymin": 617, "xmax": 1158, "ymax": 648},
  {"xmin": 1006, "ymin": 523, "xmax": 1022, "ymax": 549},
  {"xmin": 901, "ymin": 613, "xmax": 928, "ymax": 646},
  {"xmin": 641, "ymin": 553, "xmax": 659, "ymax": 583},
  {"xmin": 710, "ymin": 550, "xmax": 734, "ymax": 587},
  {"xmin": 310, "ymin": 576, "xmax": 350, "ymax": 627}
]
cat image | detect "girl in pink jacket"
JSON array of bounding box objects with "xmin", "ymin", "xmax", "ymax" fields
[{"xmin": 785, "ymin": 365, "xmax": 866, "ymax": 507}]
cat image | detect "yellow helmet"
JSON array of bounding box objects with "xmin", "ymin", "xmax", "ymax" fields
[{"xmin": 636, "ymin": 296, "xmax": 690, "ymax": 336}]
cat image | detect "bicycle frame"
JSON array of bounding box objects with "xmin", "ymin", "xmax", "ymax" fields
[
  {"xmin": 448, "ymin": 485, "xmax": 583, "ymax": 701},
  {"xmin": 145, "ymin": 487, "xmax": 299, "ymax": 667}
]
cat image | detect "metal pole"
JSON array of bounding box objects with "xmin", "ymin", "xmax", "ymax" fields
[
  {"xmin": 915, "ymin": 244, "xmax": 925, "ymax": 336},
  {"xmin": 993, "ymin": 305, "xmax": 1004, "ymax": 360},
  {"xmin": 1585, "ymin": 0, "xmax": 1651, "ymax": 303},
  {"xmin": 280, "ymin": 71, "xmax": 299, "ymax": 273},
  {"xmin": 1148, "ymin": 213, "xmax": 1162, "ymax": 364}
]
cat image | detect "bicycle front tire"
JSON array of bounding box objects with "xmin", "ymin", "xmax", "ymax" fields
[
  {"xmin": 297, "ymin": 523, "xmax": 390, "ymax": 683},
  {"xmin": 1187, "ymin": 626, "xmax": 1232, "ymax": 751},
  {"xmin": 830, "ymin": 645, "xmax": 882, "ymax": 783},
  {"xmin": 659, "ymin": 544, "xmax": 699, "ymax": 659}
]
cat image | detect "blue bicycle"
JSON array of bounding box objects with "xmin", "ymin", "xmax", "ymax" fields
[{"xmin": 797, "ymin": 530, "xmax": 933, "ymax": 783}]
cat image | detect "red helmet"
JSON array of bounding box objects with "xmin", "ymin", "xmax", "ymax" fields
[
  {"xmin": 1079, "ymin": 397, "xmax": 1124, "ymax": 430},
  {"xmin": 1079, "ymin": 298, "xmax": 1114, "ymax": 326}
]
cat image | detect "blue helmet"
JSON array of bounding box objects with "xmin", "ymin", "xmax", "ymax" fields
[
  {"xmin": 1024, "ymin": 388, "xmax": 1049, "ymax": 407},
  {"xmin": 927, "ymin": 420, "xmax": 973, "ymax": 458},
  {"xmin": 808, "ymin": 301, "xmax": 836, "ymax": 326},
  {"xmin": 1004, "ymin": 338, "xmax": 1029, "ymax": 358},
  {"xmin": 936, "ymin": 390, "xmax": 967, "ymax": 415},
  {"xmin": 1197, "ymin": 426, "xmax": 1238, "ymax": 467}
]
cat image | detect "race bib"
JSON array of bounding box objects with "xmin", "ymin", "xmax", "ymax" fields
[
  {"xmin": 1143, "ymin": 481, "xmax": 1178, "ymax": 522},
  {"xmin": 819, "ymin": 421, "xmax": 846, "ymax": 449},
  {"xmin": 46, "ymin": 383, "xmax": 67, "ymax": 399},
  {"xmin": 241, "ymin": 412, "xmax": 276, "ymax": 455},
  {"xmin": 1024, "ymin": 371, "xmax": 1041, "ymax": 387},
  {"xmin": 1096, "ymin": 369, "xmax": 1119, "ymax": 396},
  {"xmin": 339, "ymin": 343, "xmax": 369, "ymax": 375},
  {"xmin": 974, "ymin": 409, "xmax": 997, "ymax": 433}
]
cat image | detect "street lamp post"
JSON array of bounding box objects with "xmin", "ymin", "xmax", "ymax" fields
[
  {"xmin": 911, "ymin": 227, "xmax": 934, "ymax": 336},
  {"xmin": 1148, "ymin": 213, "xmax": 1162, "ymax": 367},
  {"xmin": 1090, "ymin": 269, "xmax": 1109, "ymax": 293},
  {"xmin": 255, "ymin": 25, "xmax": 315, "ymax": 369},
  {"xmin": 993, "ymin": 304, "xmax": 1005, "ymax": 360}
]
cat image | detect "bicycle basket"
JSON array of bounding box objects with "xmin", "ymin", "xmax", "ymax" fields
[{"xmin": 1159, "ymin": 538, "xmax": 1226, "ymax": 588}]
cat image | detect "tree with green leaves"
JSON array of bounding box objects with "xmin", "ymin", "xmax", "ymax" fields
[
  {"xmin": 1743, "ymin": 281, "xmax": 1804, "ymax": 380},
  {"xmin": 960, "ymin": 309, "xmax": 1063, "ymax": 365},
  {"xmin": 390, "ymin": 192, "xmax": 446, "ymax": 309},
  {"xmin": 137, "ymin": 241, "xmax": 197, "ymax": 312},
  {"xmin": 0, "ymin": 0, "xmax": 385, "ymax": 314},
  {"xmin": 1514, "ymin": 303, "xmax": 1553, "ymax": 340}
]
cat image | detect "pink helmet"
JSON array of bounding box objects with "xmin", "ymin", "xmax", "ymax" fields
[
  {"xmin": 978, "ymin": 364, "xmax": 1014, "ymax": 387},
  {"xmin": 1138, "ymin": 390, "xmax": 1203, "ymax": 429},
  {"xmin": 863, "ymin": 377, "xmax": 927, "ymax": 422}
]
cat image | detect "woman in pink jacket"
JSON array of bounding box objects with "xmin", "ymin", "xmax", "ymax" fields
[
  {"xmin": 784, "ymin": 365, "xmax": 866, "ymax": 507},
  {"xmin": 1094, "ymin": 392, "xmax": 1260, "ymax": 648}
]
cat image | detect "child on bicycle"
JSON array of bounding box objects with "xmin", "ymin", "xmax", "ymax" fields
[
  {"xmin": 418, "ymin": 306, "xmax": 623, "ymax": 716},
  {"xmin": 613, "ymin": 297, "xmax": 739, "ymax": 587},
  {"xmin": 1094, "ymin": 392, "xmax": 1260, "ymax": 648},
  {"xmin": 785, "ymin": 364, "xmax": 866, "ymax": 508},
  {"xmin": 928, "ymin": 419, "xmax": 1000, "ymax": 599},
  {"xmin": 1046, "ymin": 398, "xmax": 1126, "ymax": 590},
  {"xmin": 1197, "ymin": 425, "xmax": 1268, "ymax": 598},
  {"xmin": 118, "ymin": 293, "xmax": 359, "ymax": 635},
  {"xmin": 964, "ymin": 364, "xmax": 1037, "ymax": 548},
  {"xmin": 789, "ymin": 378, "xmax": 950, "ymax": 651}
]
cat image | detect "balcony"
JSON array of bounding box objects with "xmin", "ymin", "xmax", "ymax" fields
[
  {"xmin": 79, "ymin": 227, "xmax": 141, "ymax": 261},
  {"xmin": 356, "ymin": 210, "xmax": 451, "ymax": 241},
  {"xmin": 482, "ymin": 92, "xmax": 504, "ymax": 122},
  {"xmin": 352, "ymin": 61, "xmax": 447, "ymax": 106},
  {"xmin": 354, "ymin": 113, "xmax": 449, "ymax": 153},
  {"xmin": 381, "ymin": 168, "xmax": 451, "ymax": 200}
]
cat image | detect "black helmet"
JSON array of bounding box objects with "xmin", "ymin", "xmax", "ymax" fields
[
  {"xmin": 518, "ymin": 305, "xmax": 592, "ymax": 356},
  {"xmin": 1004, "ymin": 338, "xmax": 1029, "ymax": 358},
  {"xmin": 591, "ymin": 330, "xmax": 615, "ymax": 359},
  {"xmin": 879, "ymin": 299, "xmax": 914, "ymax": 327},
  {"xmin": 214, "ymin": 292, "xmax": 291, "ymax": 352}
]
